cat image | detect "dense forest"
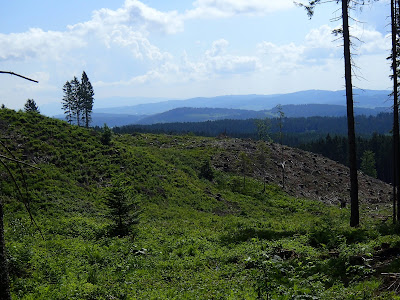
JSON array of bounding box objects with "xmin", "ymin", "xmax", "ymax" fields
[{"xmin": 113, "ymin": 112, "xmax": 392, "ymax": 142}]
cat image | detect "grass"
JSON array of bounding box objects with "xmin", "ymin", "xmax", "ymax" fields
[{"xmin": 1, "ymin": 108, "xmax": 400, "ymax": 299}]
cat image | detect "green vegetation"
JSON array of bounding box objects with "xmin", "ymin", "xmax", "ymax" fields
[
  {"xmin": 1, "ymin": 109, "xmax": 400, "ymax": 299},
  {"xmin": 361, "ymin": 150, "xmax": 378, "ymax": 179},
  {"xmin": 61, "ymin": 71, "xmax": 94, "ymax": 128},
  {"xmin": 23, "ymin": 99, "xmax": 39, "ymax": 114}
]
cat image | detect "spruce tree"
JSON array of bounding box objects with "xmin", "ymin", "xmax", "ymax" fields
[
  {"xmin": 24, "ymin": 99, "xmax": 39, "ymax": 113},
  {"xmin": 105, "ymin": 180, "xmax": 140, "ymax": 237},
  {"xmin": 62, "ymin": 81, "xmax": 73, "ymax": 124},
  {"xmin": 61, "ymin": 72, "xmax": 95, "ymax": 127},
  {"xmin": 80, "ymin": 71, "xmax": 94, "ymax": 128},
  {"xmin": 390, "ymin": 0, "xmax": 400, "ymax": 223},
  {"xmin": 298, "ymin": 0, "xmax": 367, "ymax": 227},
  {"xmin": 70, "ymin": 76, "xmax": 81, "ymax": 126}
]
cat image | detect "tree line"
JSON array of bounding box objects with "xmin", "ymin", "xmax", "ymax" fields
[
  {"xmin": 112, "ymin": 113, "xmax": 393, "ymax": 141},
  {"xmin": 61, "ymin": 71, "xmax": 94, "ymax": 128},
  {"xmin": 299, "ymin": 133, "xmax": 393, "ymax": 184}
]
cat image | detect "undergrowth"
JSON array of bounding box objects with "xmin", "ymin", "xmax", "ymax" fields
[{"xmin": 0, "ymin": 108, "xmax": 399, "ymax": 299}]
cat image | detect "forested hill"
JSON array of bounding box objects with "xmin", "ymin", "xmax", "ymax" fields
[
  {"xmin": 114, "ymin": 112, "xmax": 393, "ymax": 140},
  {"xmin": 1, "ymin": 108, "xmax": 398, "ymax": 299},
  {"xmin": 91, "ymin": 89, "xmax": 390, "ymax": 116},
  {"xmin": 133, "ymin": 105, "xmax": 386, "ymax": 125}
]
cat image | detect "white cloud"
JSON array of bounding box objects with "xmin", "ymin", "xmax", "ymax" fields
[
  {"xmin": 206, "ymin": 39, "xmax": 229, "ymax": 56},
  {"xmin": 186, "ymin": 0, "xmax": 294, "ymax": 18},
  {"xmin": 0, "ymin": 28, "xmax": 86, "ymax": 61},
  {"xmin": 257, "ymin": 41, "xmax": 306, "ymax": 68},
  {"xmin": 351, "ymin": 25, "xmax": 390, "ymax": 54},
  {"xmin": 69, "ymin": 0, "xmax": 183, "ymax": 36},
  {"xmin": 204, "ymin": 39, "xmax": 260, "ymax": 74},
  {"xmin": 305, "ymin": 25, "xmax": 338, "ymax": 49},
  {"xmin": 97, "ymin": 39, "xmax": 260, "ymax": 87},
  {"xmin": 0, "ymin": 0, "xmax": 179, "ymax": 64}
]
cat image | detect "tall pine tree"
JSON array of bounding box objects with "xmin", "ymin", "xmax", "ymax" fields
[
  {"xmin": 297, "ymin": 0, "xmax": 379, "ymax": 227},
  {"xmin": 61, "ymin": 72, "xmax": 95, "ymax": 127},
  {"xmin": 390, "ymin": 0, "xmax": 400, "ymax": 223},
  {"xmin": 70, "ymin": 76, "xmax": 81, "ymax": 127},
  {"xmin": 62, "ymin": 81, "xmax": 73, "ymax": 124},
  {"xmin": 80, "ymin": 71, "xmax": 94, "ymax": 128}
]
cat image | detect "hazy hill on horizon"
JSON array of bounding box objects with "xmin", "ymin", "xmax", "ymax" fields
[
  {"xmin": 50, "ymin": 89, "xmax": 392, "ymax": 127},
  {"xmin": 92, "ymin": 89, "xmax": 391, "ymax": 115},
  {"xmin": 43, "ymin": 88, "xmax": 391, "ymax": 117}
]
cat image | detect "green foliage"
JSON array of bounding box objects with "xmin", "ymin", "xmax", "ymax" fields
[
  {"xmin": 237, "ymin": 151, "xmax": 252, "ymax": 190},
  {"xmin": 254, "ymin": 118, "xmax": 271, "ymax": 142},
  {"xmin": 199, "ymin": 158, "xmax": 214, "ymax": 181},
  {"xmin": 23, "ymin": 99, "xmax": 39, "ymax": 114},
  {"xmin": 360, "ymin": 150, "xmax": 377, "ymax": 178},
  {"xmin": 61, "ymin": 71, "xmax": 94, "ymax": 127},
  {"xmin": 100, "ymin": 124, "xmax": 112, "ymax": 145},
  {"xmin": 0, "ymin": 109, "xmax": 398, "ymax": 299},
  {"xmin": 104, "ymin": 179, "xmax": 140, "ymax": 237}
]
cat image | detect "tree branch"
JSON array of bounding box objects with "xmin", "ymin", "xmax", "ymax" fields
[{"xmin": 0, "ymin": 71, "xmax": 38, "ymax": 83}]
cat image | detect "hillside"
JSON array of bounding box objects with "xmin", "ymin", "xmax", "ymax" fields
[
  {"xmin": 134, "ymin": 105, "xmax": 386, "ymax": 126},
  {"xmin": 92, "ymin": 89, "xmax": 390, "ymax": 116},
  {"xmin": 1, "ymin": 109, "xmax": 400, "ymax": 299}
]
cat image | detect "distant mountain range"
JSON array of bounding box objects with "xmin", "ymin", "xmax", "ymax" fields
[{"xmin": 52, "ymin": 89, "xmax": 392, "ymax": 127}]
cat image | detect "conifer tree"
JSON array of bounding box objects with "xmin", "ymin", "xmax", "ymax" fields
[
  {"xmin": 105, "ymin": 180, "xmax": 140, "ymax": 237},
  {"xmin": 24, "ymin": 99, "xmax": 39, "ymax": 113},
  {"xmin": 61, "ymin": 71, "xmax": 95, "ymax": 127},
  {"xmin": 62, "ymin": 81, "xmax": 73, "ymax": 124},
  {"xmin": 390, "ymin": 0, "xmax": 400, "ymax": 223},
  {"xmin": 297, "ymin": 0, "xmax": 375, "ymax": 226},
  {"xmin": 80, "ymin": 71, "xmax": 94, "ymax": 128},
  {"xmin": 70, "ymin": 76, "xmax": 81, "ymax": 127}
]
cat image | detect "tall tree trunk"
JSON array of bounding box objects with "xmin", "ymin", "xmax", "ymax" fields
[
  {"xmin": 342, "ymin": 0, "xmax": 359, "ymax": 227},
  {"xmin": 0, "ymin": 200, "xmax": 11, "ymax": 300},
  {"xmin": 392, "ymin": 0, "xmax": 399, "ymax": 224}
]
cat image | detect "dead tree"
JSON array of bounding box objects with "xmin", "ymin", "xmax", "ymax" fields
[{"xmin": 297, "ymin": 0, "xmax": 365, "ymax": 227}]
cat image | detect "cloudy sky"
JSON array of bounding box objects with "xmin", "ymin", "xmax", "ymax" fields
[{"xmin": 0, "ymin": 0, "xmax": 392, "ymax": 113}]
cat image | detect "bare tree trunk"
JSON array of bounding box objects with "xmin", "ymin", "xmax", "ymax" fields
[
  {"xmin": 342, "ymin": 0, "xmax": 359, "ymax": 227},
  {"xmin": 0, "ymin": 200, "xmax": 11, "ymax": 300},
  {"xmin": 392, "ymin": 0, "xmax": 399, "ymax": 224}
]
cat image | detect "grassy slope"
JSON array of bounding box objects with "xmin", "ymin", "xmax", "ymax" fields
[{"xmin": 1, "ymin": 109, "xmax": 400, "ymax": 299}]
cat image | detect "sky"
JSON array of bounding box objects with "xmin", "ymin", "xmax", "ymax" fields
[{"xmin": 0, "ymin": 0, "xmax": 393, "ymax": 113}]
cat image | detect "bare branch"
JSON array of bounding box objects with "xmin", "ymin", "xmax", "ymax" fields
[
  {"xmin": 0, "ymin": 154, "xmax": 40, "ymax": 170},
  {"xmin": 0, "ymin": 71, "xmax": 38, "ymax": 83}
]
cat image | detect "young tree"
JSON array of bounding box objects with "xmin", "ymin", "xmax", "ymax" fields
[
  {"xmin": 105, "ymin": 180, "xmax": 140, "ymax": 237},
  {"xmin": 199, "ymin": 158, "xmax": 214, "ymax": 181},
  {"xmin": 80, "ymin": 71, "xmax": 94, "ymax": 128},
  {"xmin": 238, "ymin": 151, "xmax": 252, "ymax": 190},
  {"xmin": 276, "ymin": 104, "xmax": 286, "ymax": 188},
  {"xmin": 24, "ymin": 99, "xmax": 40, "ymax": 113},
  {"xmin": 298, "ymin": 0, "xmax": 362, "ymax": 227},
  {"xmin": 100, "ymin": 124, "xmax": 113, "ymax": 145},
  {"xmin": 361, "ymin": 150, "xmax": 377, "ymax": 178},
  {"xmin": 256, "ymin": 141, "xmax": 270, "ymax": 192},
  {"xmin": 255, "ymin": 117, "xmax": 272, "ymax": 142}
]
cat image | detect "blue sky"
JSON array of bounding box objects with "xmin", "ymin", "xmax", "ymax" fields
[{"xmin": 0, "ymin": 0, "xmax": 393, "ymax": 112}]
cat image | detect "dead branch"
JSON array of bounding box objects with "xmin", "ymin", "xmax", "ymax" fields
[{"xmin": 0, "ymin": 71, "xmax": 38, "ymax": 83}]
